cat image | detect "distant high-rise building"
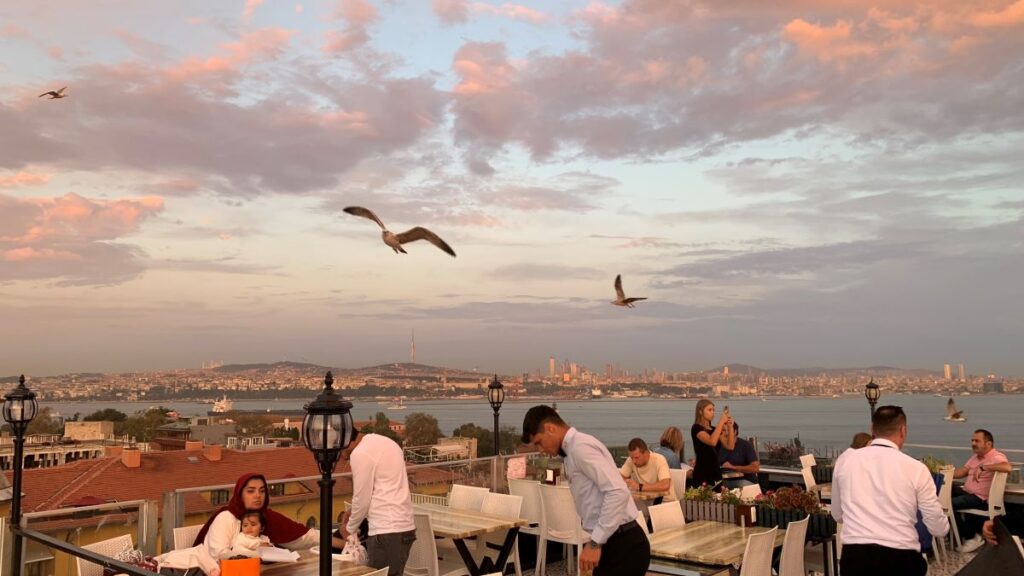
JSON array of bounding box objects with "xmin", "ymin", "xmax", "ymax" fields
[
  {"xmin": 410, "ymin": 329, "xmax": 416, "ymax": 364},
  {"xmin": 549, "ymin": 357, "xmax": 556, "ymax": 378},
  {"xmin": 723, "ymin": 366, "xmax": 730, "ymax": 377},
  {"xmin": 605, "ymin": 363, "xmax": 614, "ymax": 380},
  {"xmin": 957, "ymin": 363, "xmax": 965, "ymax": 382},
  {"xmin": 943, "ymin": 364, "xmax": 952, "ymax": 381},
  {"xmin": 570, "ymin": 363, "xmax": 578, "ymax": 378}
]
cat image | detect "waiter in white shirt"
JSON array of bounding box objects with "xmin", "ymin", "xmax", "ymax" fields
[
  {"xmin": 340, "ymin": 432, "xmax": 416, "ymax": 576},
  {"xmin": 522, "ymin": 405, "xmax": 650, "ymax": 575},
  {"xmin": 831, "ymin": 405, "xmax": 949, "ymax": 576}
]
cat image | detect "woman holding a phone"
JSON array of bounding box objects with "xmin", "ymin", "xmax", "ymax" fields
[{"xmin": 690, "ymin": 399, "xmax": 735, "ymax": 487}]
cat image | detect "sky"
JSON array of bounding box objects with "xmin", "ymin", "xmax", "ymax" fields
[{"xmin": 1, "ymin": 0, "xmax": 1023, "ymax": 378}]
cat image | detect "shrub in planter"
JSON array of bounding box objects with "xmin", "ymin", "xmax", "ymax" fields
[{"xmin": 753, "ymin": 486, "xmax": 836, "ymax": 539}]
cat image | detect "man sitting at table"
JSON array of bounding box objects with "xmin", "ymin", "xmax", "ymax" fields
[
  {"xmin": 952, "ymin": 428, "xmax": 1013, "ymax": 553},
  {"xmin": 621, "ymin": 438, "xmax": 676, "ymax": 501},
  {"xmin": 717, "ymin": 422, "xmax": 760, "ymax": 489}
]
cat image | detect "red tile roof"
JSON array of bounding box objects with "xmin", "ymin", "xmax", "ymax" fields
[{"xmin": 5, "ymin": 446, "xmax": 354, "ymax": 515}]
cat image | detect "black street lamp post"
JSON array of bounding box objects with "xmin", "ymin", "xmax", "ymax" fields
[
  {"xmin": 864, "ymin": 379, "xmax": 881, "ymax": 419},
  {"xmin": 302, "ymin": 371, "xmax": 355, "ymax": 576},
  {"xmin": 3, "ymin": 375, "xmax": 38, "ymax": 576},
  {"xmin": 487, "ymin": 375, "xmax": 505, "ymax": 457}
]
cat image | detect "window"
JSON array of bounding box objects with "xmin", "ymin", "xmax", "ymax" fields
[
  {"xmin": 270, "ymin": 483, "xmax": 286, "ymax": 497},
  {"xmin": 210, "ymin": 489, "xmax": 231, "ymax": 505}
]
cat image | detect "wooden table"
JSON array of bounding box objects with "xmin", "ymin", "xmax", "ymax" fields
[
  {"xmin": 632, "ymin": 489, "xmax": 672, "ymax": 501},
  {"xmin": 649, "ymin": 520, "xmax": 785, "ymax": 567},
  {"xmin": 413, "ymin": 502, "xmax": 527, "ymax": 576},
  {"xmin": 260, "ymin": 550, "xmax": 378, "ymax": 576},
  {"xmin": 720, "ymin": 471, "xmax": 744, "ymax": 480}
]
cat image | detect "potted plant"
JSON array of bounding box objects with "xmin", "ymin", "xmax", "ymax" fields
[
  {"xmin": 754, "ymin": 486, "xmax": 836, "ymax": 539},
  {"xmin": 684, "ymin": 484, "xmax": 745, "ymax": 525}
]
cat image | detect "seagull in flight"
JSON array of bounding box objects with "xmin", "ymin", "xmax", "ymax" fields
[
  {"xmin": 611, "ymin": 274, "xmax": 647, "ymax": 308},
  {"xmin": 343, "ymin": 206, "xmax": 456, "ymax": 257},
  {"xmin": 38, "ymin": 86, "xmax": 68, "ymax": 99}
]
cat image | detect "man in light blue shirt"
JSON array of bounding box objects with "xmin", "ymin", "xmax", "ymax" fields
[{"xmin": 522, "ymin": 405, "xmax": 650, "ymax": 575}]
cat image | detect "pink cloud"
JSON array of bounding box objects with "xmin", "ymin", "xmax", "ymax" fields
[
  {"xmin": 472, "ymin": 3, "xmax": 547, "ymax": 24},
  {"xmin": 2, "ymin": 246, "xmax": 79, "ymax": 262},
  {"xmin": 243, "ymin": 0, "xmax": 265, "ymax": 20},
  {"xmin": 0, "ymin": 171, "xmax": 51, "ymax": 188},
  {"xmin": 323, "ymin": 0, "xmax": 378, "ymax": 54},
  {"xmin": 167, "ymin": 27, "xmax": 295, "ymax": 82},
  {"xmin": 19, "ymin": 193, "xmax": 164, "ymax": 244},
  {"xmin": 971, "ymin": 0, "xmax": 1024, "ymax": 28},
  {"xmin": 782, "ymin": 19, "xmax": 877, "ymax": 62},
  {"xmin": 335, "ymin": 0, "xmax": 378, "ymax": 25},
  {"xmin": 434, "ymin": 0, "xmax": 470, "ymax": 25}
]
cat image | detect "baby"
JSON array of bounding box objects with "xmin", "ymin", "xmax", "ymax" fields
[{"xmin": 230, "ymin": 511, "xmax": 272, "ymax": 555}]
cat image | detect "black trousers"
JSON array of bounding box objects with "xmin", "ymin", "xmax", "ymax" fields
[
  {"xmin": 366, "ymin": 529, "xmax": 417, "ymax": 576},
  {"xmin": 841, "ymin": 543, "xmax": 927, "ymax": 576},
  {"xmin": 594, "ymin": 520, "xmax": 650, "ymax": 576}
]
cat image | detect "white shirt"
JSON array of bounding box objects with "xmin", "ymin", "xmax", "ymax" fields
[
  {"xmin": 346, "ymin": 434, "xmax": 416, "ymax": 536},
  {"xmin": 562, "ymin": 427, "xmax": 639, "ymax": 544},
  {"xmin": 831, "ymin": 438, "xmax": 949, "ymax": 551}
]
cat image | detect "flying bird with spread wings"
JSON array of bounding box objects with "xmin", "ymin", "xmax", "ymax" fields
[
  {"xmin": 944, "ymin": 397, "xmax": 966, "ymax": 422},
  {"xmin": 38, "ymin": 87, "xmax": 68, "ymax": 99},
  {"xmin": 611, "ymin": 274, "xmax": 647, "ymax": 308},
  {"xmin": 342, "ymin": 206, "xmax": 456, "ymax": 257}
]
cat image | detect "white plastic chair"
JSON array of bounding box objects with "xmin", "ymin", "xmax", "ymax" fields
[
  {"xmin": 648, "ymin": 501, "xmax": 685, "ymax": 533},
  {"xmin": 799, "ymin": 454, "xmax": 817, "ymax": 468},
  {"xmin": 669, "ymin": 468, "xmax": 687, "ymax": 501},
  {"xmin": 777, "ymin": 515, "xmax": 808, "ymax": 576},
  {"xmin": 1013, "ymin": 535, "xmax": 1024, "ymax": 561},
  {"xmin": 959, "ymin": 471, "xmax": 1008, "ymax": 519},
  {"xmin": 173, "ymin": 524, "xmax": 203, "ymax": 550},
  {"xmin": 738, "ymin": 527, "xmax": 778, "ymax": 576},
  {"xmin": 538, "ymin": 484, "xmax": 590, "ymax": 576},
  {"xmin": 404, "ymin": 513, "xmax": 470, "ymax": 576},
  {"xmin": 449, "ymin": 484, "xmax": 490, "ymax": 511},
  {"xmin": 636, "ymin": 510, "xmax": 650, "ymax": 542},
  {"xmin": 476, "ymin": 492, "xmax": 524, "ymax": 576},
  {"xmin": 938, "ymin": 467, "xmax": 961, "ymax": 549},
  {"xmin": 75, "ymin": 534, "xmax": 135, "ymax": 576},
  {"xmin": 740, "ymin": 484, "xmax": 763, "ymax": 500},
  {"xmin": 508, "ymin": 479, "xmax": 544, "ymax": 537}
]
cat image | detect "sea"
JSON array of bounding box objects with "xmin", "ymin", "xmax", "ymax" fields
[{"xmin": 42, "ymin": 394, "xmax": 1024, "ymax": 465}]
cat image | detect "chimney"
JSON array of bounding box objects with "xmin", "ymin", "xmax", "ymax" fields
[
  {"xmin": 185, "ymin": 440, "xmax": 203, "ymax": 452},
  {"xmin": 105, "ymin": 446, "xmax": 124, "ymax": 458},
  {"xmin": 203, "ymin": 444, "xmax": 222, "ymax": 462},
  {"xmin": 121, "ymin": 448, "xmax": 141, "ymax": 469}
]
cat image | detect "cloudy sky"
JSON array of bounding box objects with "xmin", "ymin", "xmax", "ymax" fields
[{"xmin": 2, "ymin": 0, "xmax": 1023, "ymax": 377}]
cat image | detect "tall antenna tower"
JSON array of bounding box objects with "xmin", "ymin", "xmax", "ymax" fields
[{"xmin": 410, "ymin": 329, "xmax": 416, "ymax": 364}]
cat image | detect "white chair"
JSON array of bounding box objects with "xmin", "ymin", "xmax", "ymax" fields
[
  {"xmin": 1013, "ymin": 535, "xmax": 1024, "ymax": 561},
  {"xmin": 938, "ymin": 467, "xmax": 961, "ymax": 549},
  {"xmin": 777, "ymin": 515, "xmax": 808, "ymax": 576},
  {"xmin": 799, "ymin": 454, "xmax": 817, "ymax": 469},
  {"xmin": 404, "ymin": 513, "xmax": 470, "ymax": 576},
  {"xmin": 173, "ymin": 524, "xmax": 203, "ymax": 550},
  {"xmin": 508, "ymin": 479, "xmax": 544, "ymax": 536},
  {"xmin": 538, "ymin": 484, "xmax": 590, "ymax": 576},
  {"xmin": 449, "ymin": 484, "xmax": 490, "ymax": 511},
  {"xmin": 411, "ymin": 492, "xmax": 449, "ymax": 506},
  {"xmin": 648, "ymin": 501, "xmax": 685, "ymax": 533},
  {"xmin": 740, "ymin": 484, "xmax": 763, "ymax": 500},
  {"xmin": 738, "ymin": 527, "xmax": 778, "ymax": 576},
  {"xmin": 636, "ymin": 510, "xmax": 650, "ymax": 542},
  {"xmin": 669, "ymin": 468, "xmax": 687, "ymax": 501},
  {"xmin": 75, "ymin": 534, "xmax": 135, "ymax": 576},
  {"xmin": 476, "ymin": 492, "xmax": 524, "ymax": 576},
  {"xmin": 959, "ymin": 471, "xmax": 1008, "ymax": 520}
]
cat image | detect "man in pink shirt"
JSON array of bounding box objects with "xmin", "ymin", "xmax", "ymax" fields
[{"xmin": 952, "ymin": 429, "xmax": 1012, "ymax": 552}]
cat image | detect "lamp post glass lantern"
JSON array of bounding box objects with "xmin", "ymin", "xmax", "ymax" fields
[
  {"xmin": 864, "ymin": 379, "xmax": 881, "ymax": 417},
  {"xmin": 488, "ymin": 375, "xmax": 505, "ymax": 457},
  {"xmin": 4, "ymin": 375, "xmax": 38, "ymax": 576},
  {"xmin": 302, "ymin": 371, "xmax": 354, "ymax": 576}
]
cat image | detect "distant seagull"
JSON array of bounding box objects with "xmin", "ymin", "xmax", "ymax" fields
[
  {"xmin": 38, "ymin": 86, "xmax": 68, "ymax": 99},
  {"xmin": 944, "ymin": 397, "xmax": 966, "ymax": 422},
  {"xmin": 342, "ymin": 206, "xmax": 456, "ymax": 257},
  {"xmin": 611, "ymin": 274, "xmax": 647, "ymax": 308}
]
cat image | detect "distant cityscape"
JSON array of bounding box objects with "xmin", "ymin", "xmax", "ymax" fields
[{"xmin": 5, "ymin": 358, "xmax": 1019, "ymax": 404}]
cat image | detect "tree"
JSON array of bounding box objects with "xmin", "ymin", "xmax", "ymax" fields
[
  {"xmin": 83, "ymin": 408, "xmax": 128, "ymax": 422},
  {"xmin": 452, "ymin": 423, "xmax": 521, "ymax": 456},
  {"xmin": 233, "ymin": 414, "xmax": 275, "ymax": 437},
  {"xmin": 361, "ymin": 412, "xmax": 400, "ymax": 443},
  {"xmin": 404, "ymin": 412, "xmax": 442, "ymax": 447},
  {"xmin": 119, "ymin": 407, "xmax": 171, "ymax": 442},
  {"xmin": 25, "ymin": 407, "xmax": 63, "ymax": 436}
]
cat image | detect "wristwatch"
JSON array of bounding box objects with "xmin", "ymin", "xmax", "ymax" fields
[{"xmin": 588, "ymin": 540, "xmax": 603, "ymax": 549}]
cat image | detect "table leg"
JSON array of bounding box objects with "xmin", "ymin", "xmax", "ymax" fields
[
  {"xmin": 453, "ymin": 538, "xmax": 483, "ymax": 576},
  {"xmin": 822, "ymin": 539, "xmax": 830, "ymax": 576},
  {"xmin": 484, "ymin": 527, "xmax": 520, "ymax": 575}
]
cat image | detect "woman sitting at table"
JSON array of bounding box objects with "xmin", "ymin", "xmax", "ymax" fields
[
  {"xmin": 192, "ymin": 472, "xmax": 345, "ymax": 559},
  {"xmin": 690, "ymin": 399, "xmax": 734, "ymax": 487},
  {"xmin": 653, "ymin": 426, "xmax": 684, "ymax": 469}
]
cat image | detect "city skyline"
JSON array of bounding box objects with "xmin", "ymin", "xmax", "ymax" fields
[{"xmin": 2, "ymin": 1, "xmax": 1023, "ymax": 377}]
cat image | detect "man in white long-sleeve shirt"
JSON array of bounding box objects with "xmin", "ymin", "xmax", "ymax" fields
[
  {"xmin": 522, "ymin": 405, "xmax": 650, "ymax": 576},
  {"xmin": 831, "ymin": 405, "xmax": 949, "ymax": 576},
  {"xmin": 340, "ymin": 432, "xmax": 416, "ymax": 576}
]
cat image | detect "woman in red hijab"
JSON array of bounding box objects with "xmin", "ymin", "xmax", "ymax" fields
[{"xmin": 193, "ymin": 473, "xmax": 343, "ymax": 558}]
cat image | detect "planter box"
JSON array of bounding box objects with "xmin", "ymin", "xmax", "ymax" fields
[
  {"xmin": 684, "ymin": 500, "xmax": 736, "ymax": 524},
  {"xmin": 755, "ymin": 507, "xmax": 837, "ymax": 540}
]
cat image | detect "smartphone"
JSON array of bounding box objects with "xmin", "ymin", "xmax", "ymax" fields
[{"xmin": 723, "ymin": 406, "xmax": 730, "ymax": 417}]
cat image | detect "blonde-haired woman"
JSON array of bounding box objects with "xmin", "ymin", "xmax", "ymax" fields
[
  {"xmin": 654, "ymin": 426, "xmax": 684, "ymax": 469},
  {"xmin": 690, "ymin": 399, "xmax": 734, "ymax": 487}
]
